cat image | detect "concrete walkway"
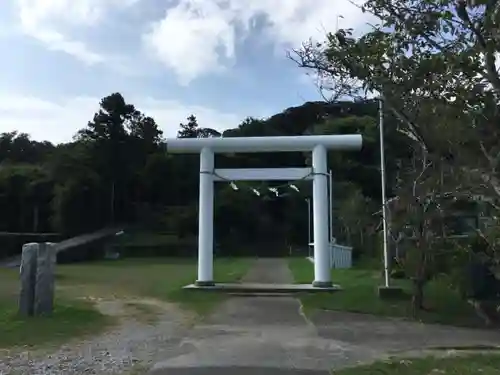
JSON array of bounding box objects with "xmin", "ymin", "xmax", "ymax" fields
[{"xmin": 149, "ymin": 258, "xmax": 500, "ymax": 375}]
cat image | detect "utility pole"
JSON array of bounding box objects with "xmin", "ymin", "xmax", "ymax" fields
[
  {"xmin": 328, "ymin": 170, "xmax": 334, "ymax": 268},
  {"xmin": 379, "ymin": 96, "xmax": 390, "ymax": 288},
  {"xmin": 328, "ymin": 170, "xmax": 333, "ymax": 242},
  {"xmin": 306, "ymin": 198, "xmax": 311, "ymax": 257}
]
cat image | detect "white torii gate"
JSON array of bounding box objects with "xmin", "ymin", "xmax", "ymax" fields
[{"xmin": 167, "ymin": 134, "xmax": 362, "ymax": 287}]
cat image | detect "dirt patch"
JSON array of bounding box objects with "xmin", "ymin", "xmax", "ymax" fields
[
  {"xmin": 124, "ymin": 302, "xmax": 163, "ymax": 324},
  {"xmin": 56, "ymin": 283, "xmax": 132, "ymax": 300},
  {"xmin": 0, "ymin": 295, "xmax": 194, "ymax": 375},
  {"xmin": 76, "ymin": 296, "xmax": 195, "ymax": 326}
]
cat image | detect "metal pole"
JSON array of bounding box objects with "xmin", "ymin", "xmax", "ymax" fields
[
  {"xmin": 306, "ymin": 198, "xmax": 311, "ymax": 257},
  {"xmin": 328, "ymin": 170, "xmax": 333, "ymax": 242},
  {"xmin": 379, "ymin": 97, "xmax": 390, "ymax": 288},
  {"xmin": 197, "ymin": 147, "xmax": 214, "ymax": 285},
  {"xmin": 328, "ymin": 170, "xmax": 333, "ymax": 269}
]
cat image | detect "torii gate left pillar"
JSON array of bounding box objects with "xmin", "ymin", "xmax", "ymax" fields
[
  {"xmin": 166, "ymin": 134, "xmax": 363, "ymax": 287},
  {"xmin": 198, "ymin": 147, "xmax": 215, "ymax": 285}
]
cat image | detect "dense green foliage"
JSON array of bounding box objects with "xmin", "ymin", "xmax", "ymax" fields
[
  {"xmin": 0, "ymin": 94, "xmax": 410, "ymax": 259},
  {"xmin": 3, "ymin": 0, "xmax": 500, "ymax": 319}
]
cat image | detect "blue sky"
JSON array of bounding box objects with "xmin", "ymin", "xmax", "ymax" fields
[{"xmin": 0, "ymin": 0, "xmax": 370, "ymax": 143}]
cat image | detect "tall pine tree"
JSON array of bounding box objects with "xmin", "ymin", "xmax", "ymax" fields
[{"xmin": 177, "ymin": 115, "xmax": 200, "ymax": 138}]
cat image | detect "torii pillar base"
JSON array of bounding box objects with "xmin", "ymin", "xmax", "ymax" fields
[
  {"xmin": 195, "ymin": 280, "xmax": 215, "ymax": 287},
  {"xmin": 312, "ymin": 281, "xmax": 333, "ymax": 288}
]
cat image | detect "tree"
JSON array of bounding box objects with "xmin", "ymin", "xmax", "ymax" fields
[
  {"xmin": 335, "ymin": 182, "xmax": 378, "ymax": 257},
  {"xmin": 129, "ymin": 115, "xmax": 164, "ymax": 151},
  {"xmin": 0, "ymin": 93, "xmax": 407, "ymax": 263},
  {"xmin": 290, "ymin": 0, "xmax": 500, "ymax": 312},
  {"xmin": 177, "ymin": 115, "xmax": 221, "ymax": 138},
  {"xmin": 290, "ymin": 0, "xmax": 500, "ymax": 203},
  {"xmin": 390, "ymin": 149, "xmax": 456, "ymax": 313},
  {"xmin": 76, "ymin": 92, "xmax": 137, "ymax": 223},
  {"xmin": 289, "ymin": 0, "xmax": 500, "ymax": 313},
  {"xmin": 0, "ymin": 164, "xmax": 52, "ymax": 232},
  {"xmin": 78, "ymin": 93, "xmax": 135, "ymax": 145},
  {"xmin": 0, "ymin": 132, "xmax": 54, "ymax": 164},
  {"xmin": 51, "ymin": 169, "xmax": 106, "ymax": 235},
  {"xmin": 138, "ymin": 152, "xmax": 172, "ymax": 205},
  {"xmin": 76, "ymin": 92, "xmax": 164, "ymax": 224},
  {"xmin": 177, "ymin": 115, "xmax": 199, "ymax": 138}
]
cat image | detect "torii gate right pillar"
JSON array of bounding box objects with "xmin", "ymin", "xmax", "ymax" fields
[{"xmin": 311, "ymin": 144, "xmax": 331, "ymax": 287}]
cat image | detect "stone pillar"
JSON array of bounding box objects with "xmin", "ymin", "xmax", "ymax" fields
[
  {"xmin": 196, "ymin": 147, "xmax": 215, "ymax": 286},
  {"xmin": 18, "ymin": 243, "xmax": 38, "ymax": 316},
  {"xmin": 312, "ymin": 144, "xmax": 332, "ymax": 287},
  {"xmin": 34, "ymin": 242, "xmax": 57, "ymax": 315}
]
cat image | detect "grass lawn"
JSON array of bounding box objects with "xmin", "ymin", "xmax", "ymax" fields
[
  {"xmin": 335, "ymin": 354, "xmax": 500, "ymax": 374},
  {"xmin": 288, "ymin": 258, "xmax": 482, "ymax": 327},
  {"xmin": 0, "ymin": 267, "xmax": 112, "ymax": 349},
  {"xmin": 53, "ymin": 257, "xmax": 252, "ymax": 313},
  {"xmin": 0, "ymin": 257, "xmax": 252, "ymax": 349}
]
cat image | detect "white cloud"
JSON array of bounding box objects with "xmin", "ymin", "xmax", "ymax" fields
[
  {"xmin": 14, "ymin": 0, "xmax": 138, "ymax": 64},
  {"xmin": 143, "ymin": 1, "xmax": 237, "ymax": 85},
  {"xmin": 0, "ymin": 94, "xmax": 245, "ymax": 144},
  {"xmin": 13, "ymin": 0, "xmax": 372, "ymax": 83},
  {"xmin": 143, "ymin": 0, "xmax": 372, "ymax": 84}
]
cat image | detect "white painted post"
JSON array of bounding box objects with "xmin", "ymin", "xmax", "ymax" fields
[
  {"xmin": 312, "ymin": 144, "xmax": 332, "ymax": 287},
  {"xmin": 306, "ymin": 198, "xmax": 311, "ymax": 257},
  {"xmin": 197, "ymin": 147, "xmax": 215, "ymax": 286}
]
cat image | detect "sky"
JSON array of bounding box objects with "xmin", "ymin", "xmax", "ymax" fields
[{"xmin": 0, "ymin": 0, "xmax": 372, "ymax": 144}]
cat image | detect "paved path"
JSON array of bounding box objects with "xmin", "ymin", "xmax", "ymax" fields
[{"xmin": 149, "ymin": 258, "xmax": 500, "ymax": 375}]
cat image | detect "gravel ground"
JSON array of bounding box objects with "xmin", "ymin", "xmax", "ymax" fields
[
  {"xmin": 0, "ymin": 299, "xmax": 194, "ymax": 375},
  {"xmin": 4, "ymin": 259, "xmax": 500, "ymax": 375}
]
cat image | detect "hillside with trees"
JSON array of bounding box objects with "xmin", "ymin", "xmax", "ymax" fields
[
  {"xmin": 2, "ymin": 0, "xmax": 500, "ymax": 319},
  {"xmin": 0, "ymin": 95, "xmax": 406, "ymax": 259}
]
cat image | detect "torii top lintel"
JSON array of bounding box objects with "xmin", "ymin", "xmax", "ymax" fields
[{"xmin": 166, "ymin": 134, "xmax": 362, "ymax": 154}]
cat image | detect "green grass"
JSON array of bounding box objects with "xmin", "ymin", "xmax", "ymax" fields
[
  {"xmin": 165, "ymin": 257, "xmax": 253, "ymax": 314},
  {"xmin": 0, "ymin": 300, "xmax": 111, "ymax": 349},
  {"xmin": 288, "ymin": 258, "xmax": 482, "ymax": 327},
  {"xmin": 0, "ymin": 266, "xmax": 111, "ymax": 348},
  {"xmin": 53, "ymin": 257, "xmax": 252, "ymax": 314},
  {"xmin": 335, "ymin": 354, "xmax": 500, "ymax": 374},
  {"xmin": 0, "ymin": 257, "xmax": 252, "ymax": 348}
]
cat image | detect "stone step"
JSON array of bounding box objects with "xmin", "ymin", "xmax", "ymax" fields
[
  {"xmin": 183, "ymin": 283, "xmax": 342, "ymax": 294},
  {"xmin": 228, "ymin": 292, "xmax": 296, "ymax": 297}
]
